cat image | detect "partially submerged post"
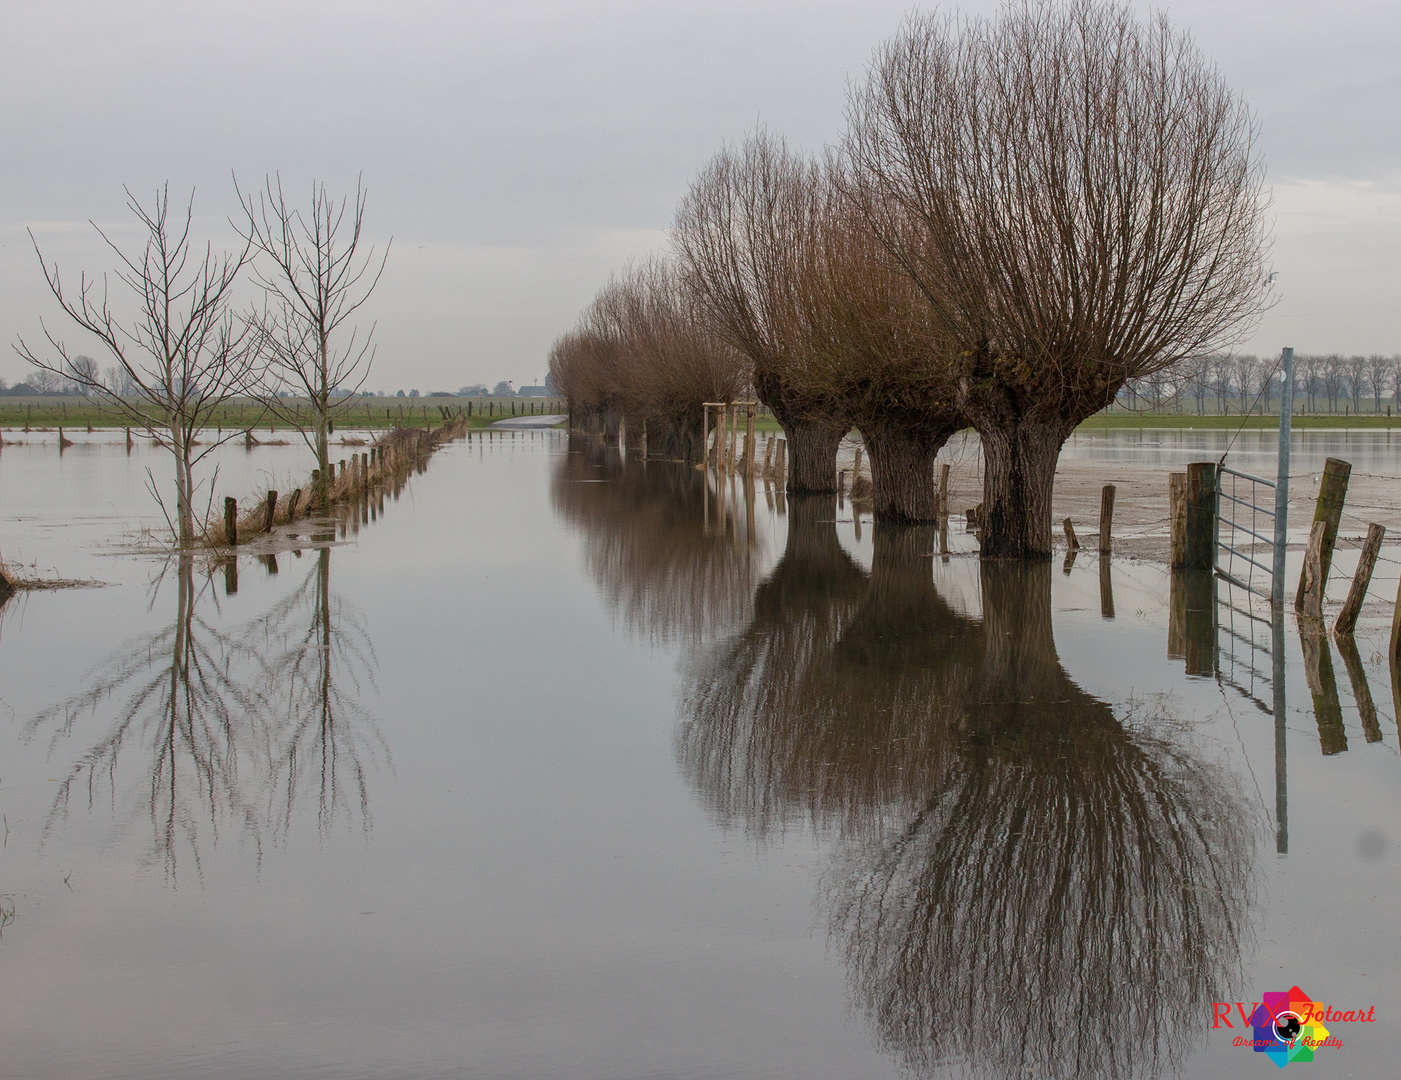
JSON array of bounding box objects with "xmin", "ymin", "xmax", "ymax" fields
[
  {"xmin": 1297, "ymin": 521, "xmax": 1328, "ymax": 620},
  {"xmin": 1098, "ymin": 484, "xmax": 1115, "ymax": 554},
  {"xmin": 1184, "ymin": 462, "xmax": 1218, "ymax": 572},
  {"xmin": 744, "ymin": 403, "xmax": 756, "ymax": 476},
  {"xmin": 224, "ymin": 497, "xmax": 238, "ymax": 547},
  {"xmin": 1391, "ymin": 573, "xmax": 1401, "ymax": 662},
  {"xmin": 1271, "ymin": 348, "xmax": 1294, "ymax": 607},
  {"xmin": 774, "ymin": 438, "xmax": 787, "ymax": 488},
  {"xmin": 1334, "ymin": 522, "xmax": 1385, "ymax": 636},
  {"xmin": 938, "ymin": 463, "xmax": 950, "ymax": 518},
  {"xmin": 1063, "ymin": 519, "xmax": 1079, "ymax": 550},
  {"xmin": 263, "ymin": 490, "xmax": 278, "ymax": 535},
  {"xmin": 1168, "ymin": 473, "xmax": 1188, "ymax": 567},
  {"xmin": 763, "ymin": 436, "xmax": 775, "ymax": 479},
  {"xmin": 1295, "ymin": 457, "xmax": 1351, "ymax": 611}
]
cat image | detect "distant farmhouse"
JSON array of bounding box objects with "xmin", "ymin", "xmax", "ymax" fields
[{"xmin": 516, "ymin": 385, "xmax": 550, "ymax": 397}]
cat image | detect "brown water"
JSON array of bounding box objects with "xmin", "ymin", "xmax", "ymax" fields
[{"xmin": 0, "ymin": 429, "xmax": 1397, "ymax": 1078}]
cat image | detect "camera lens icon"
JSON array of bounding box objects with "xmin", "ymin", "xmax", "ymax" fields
[{"xmin": 1273, "ymin": 1011, "xmax": 1303, "ymax": 1043}]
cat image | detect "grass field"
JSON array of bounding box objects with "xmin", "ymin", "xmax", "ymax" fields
[
  {"xmin": 0, "ymin": 395, "xmax": 567, "ymax": 432},
  {"xmin": 5, "ymin": 394, "xmax": 1400, "ymax": 434}
]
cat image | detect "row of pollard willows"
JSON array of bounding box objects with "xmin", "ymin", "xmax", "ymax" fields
[
  {"xmin": 551, "ymin": 1, "xmax": 1272, "ymax": 556},
  {"xmin": 202, "ymin": 416, "xmax": 469, "ymax": 548}
]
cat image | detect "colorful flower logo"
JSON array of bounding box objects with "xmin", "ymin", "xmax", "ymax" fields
[{"xmin": 1251, "ymin": 987, "xmax": 1331, "ymax": 1068}]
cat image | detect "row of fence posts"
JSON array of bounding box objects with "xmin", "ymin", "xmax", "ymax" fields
[
  {"xmin": 220, "ymin": 433, "xmax": 435, "ymax": 555},
  {"xmin": 1171, "ymin": 451, "xmax": 1399, "ymax": 651}
]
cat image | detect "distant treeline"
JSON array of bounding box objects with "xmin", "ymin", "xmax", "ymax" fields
[{"xmin": 1119, "ymin": 353, "xmax": 1401, "ymax": 414}]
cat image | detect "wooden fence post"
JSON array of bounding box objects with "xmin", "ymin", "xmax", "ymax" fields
[
  {"xmin": 775, "ymin": 438, "xmax": 786, "ymax": 487},
  {"xmin": 1169, "ymin": 472, "xmax": 1188, "ymax": 568},
  {"xmin": 1334, "ymin": 522, "xmax": 1385, "ymax": 636},
  {"xmin": 263, "ymin": 491, "xmax": 278, "ymax": 534},
  {"xmin": 744, "ymin": 403, "xmax": 756, "ymax": 476},
  {"xmin": 1185, "ymin": 462, "xmax": 1218, "ymax": 572},
  {"xmin": 1391, "ymin": 572, "xmax": 1401, "ymax": 662},
  {"xmin": 224, "ymin": 497, "xmax": 238, "ymax": 547},
  {"xmin": 1063, "ymin": 519, "xmax": 1079, "ymax": 550},
  {"xmin": 1297, "ymin": 520, "xmax": 1328, "ymax": 619},
  {"xmin": 1295, "ymin": 457, "xmax": 1351, "ymax": 611},
  {"xmin": 939, "ymin": 463, "xmax": 950, "ymax": 518},
  {"xmin": 763, "ymin": 435, "xmax": 774, "ymax": 479},
  {"xmin": 1098, "ymin": 484, "xmax": 1116, "ymax": 554}
]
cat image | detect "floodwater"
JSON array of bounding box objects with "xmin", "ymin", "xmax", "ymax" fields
[{"xmin": 1, "ymin": 427, "xmax": 1398, "ymax": 1079}]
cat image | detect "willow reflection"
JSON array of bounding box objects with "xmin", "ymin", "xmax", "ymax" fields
[
  {"xmin": 551, "ymin": 434, "xmax": 763, "ymax": 644},
  {"xmin": 681, "ymin": 520, "xmax": 1257, "ymax": 1080},
  {"xmin": 23, "ymin": 545, "xmax": 383, "ymax": 880},
  {"xmin": 680, "ymin": 519, "xmax": 975, "ymax": 836}
]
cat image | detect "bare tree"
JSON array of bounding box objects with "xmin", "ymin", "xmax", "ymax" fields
[
  {"xmin": 66, "ymin": 354, "xmax": 100, "ymax": 396},
  {"xmin": 1344, "ymin": 354, "xmax": 1367, "ymax": 413},
  {"xmin": 843, "ymin": 1, "xmax": 1271, "ymax": 556},
  {"xmin": 788, "ymin": 160, "xmax": 964, "ymax": 521},
  {"xmin": 1367, "ymin": 354, "xmax": 1389, "ymax": 413},
  {"xmin": 236, "ymin": 174, "xmax": 389, "ymax": 508},
  {"xmin": 1322, "ymin": 354, "xmax": 1344, "ymax": 412},
  {"xmin": 672, "ymin": 130, "xmax": 851, "ymax": 493},
  {"xmin": 25, "ymin": 370, "xmax": 62, "ymax": 394},
  {"xmin": 15, "ymin": 186, "xmax": 256, "ymax": 545},
  {"xmin": 1232, "ymin": 354, "xmax": 1258, "ymax": 413},
  {"xmin": 1296, "ymin": 353, "xmax": 1321, "ymax": 412},
  {"xmin": 550, "ymin": 259, "xmax": 746, "ymax": 463}
]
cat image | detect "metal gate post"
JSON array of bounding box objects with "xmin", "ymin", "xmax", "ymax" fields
[{"xmin": 1272, "ymin": 347, "xmax": 1294, "ymax": 607}]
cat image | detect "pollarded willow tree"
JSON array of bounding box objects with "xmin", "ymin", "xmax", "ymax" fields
[
  {"xmin": 785, "ymin": 160, "xmax": 964, "ymax": 521},
  {"xmin": 549, "ymin": 260, "xmax": 747, "ymax": 463},
  {"xmin": 672, "ymin": 131, "xmax": 851, "ymax": 494},
  {"xmin": 844, "ymin": 0, "xmax": 1272, "ymax": 556}
]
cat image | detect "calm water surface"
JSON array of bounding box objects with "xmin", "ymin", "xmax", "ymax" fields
[{"xmin": 0, "ymin": 429, "xmax": 1397, "ymax": 1079}]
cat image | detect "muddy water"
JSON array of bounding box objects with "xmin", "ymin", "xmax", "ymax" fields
[{"xmin": 1, "ymin": 429, "xmax": 1398, "ymax": 1079}]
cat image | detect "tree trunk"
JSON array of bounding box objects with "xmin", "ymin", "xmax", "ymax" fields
[
  {"xmin": 861, "ymin": 424, "xmax": 955, "ymax": 523},
  {"xmin": 782, "ymin": 418, "xmax": 843, "ymax": 494},
  {"xmin": 171, "ymin": 421, "xmax": 195, "ymax": 547},
  {"xmin": 975, "ymin": 419, "xmax": 1069, "ymax": 559}
]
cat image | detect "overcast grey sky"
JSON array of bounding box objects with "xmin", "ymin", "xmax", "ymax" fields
[{"xmin": 2, "ymin": 0, "xmax": 1398, "ymax": 392}]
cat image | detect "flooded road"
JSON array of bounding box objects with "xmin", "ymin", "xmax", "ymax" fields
[{"xmin": 1, "ymin": 429, "xmax": 1398, "ymax": 1078}]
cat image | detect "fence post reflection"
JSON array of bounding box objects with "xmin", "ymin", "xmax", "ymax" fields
[
  {"xmin": 1168, "ymin": 570, "xmax": 1218, "ymax": 676},
  {"xmin": 1299, "ymin": 621, "xmax": 1347, "ymax": 754},
  {"xmin": 1272, "ymin": 608, "xmax": 1288, "ymax": 856}
]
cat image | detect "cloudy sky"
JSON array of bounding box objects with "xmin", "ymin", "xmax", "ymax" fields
[{"xmin": 2, "ymin": 0, "xmax": 1398, "ymax": 393}]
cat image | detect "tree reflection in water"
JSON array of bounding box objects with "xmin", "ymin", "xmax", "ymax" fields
[
  {"xmin": 551, "ymin": 433, "xmax": 763, "ymax": 645},
  {"xmin": 257, "ymin": 546, "xmax": 386, "ymax": 840},
  {"xmin": 678, "ymin": 508, "xmax": 1258, "ymax": 1080},
  {"xmin": 23, "ymin": 545, "xmax": 384, "ymax": 883}
]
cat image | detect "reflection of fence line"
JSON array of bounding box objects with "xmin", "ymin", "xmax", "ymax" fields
[
  {"xmin": 1169, "ymin": 571, "xmax": 1288, "ymax": 853},
  {"xmin": 1216, "ymin": 582, "xmax": 1275, "ymax": 716}
]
